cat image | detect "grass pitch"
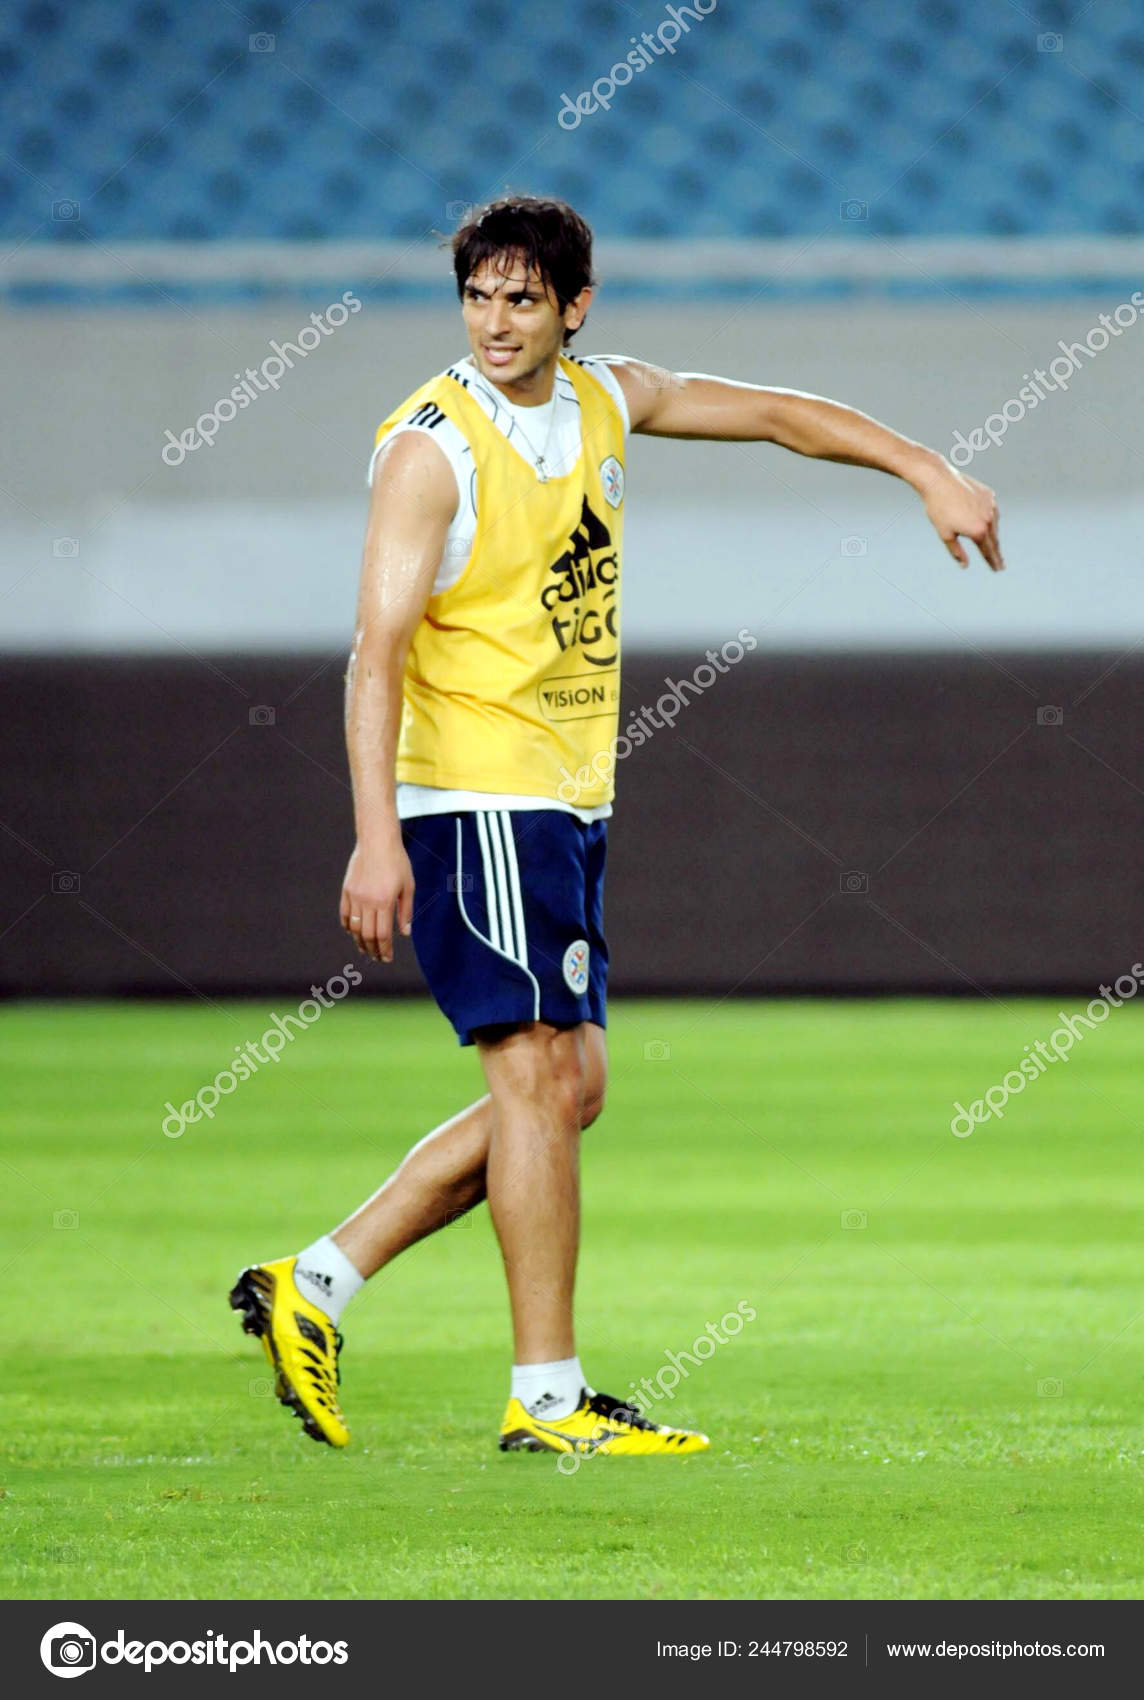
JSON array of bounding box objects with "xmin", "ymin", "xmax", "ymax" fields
[{"xmin": 2, "ymin": 996, "xmax": 1141, "ymax": 1600}]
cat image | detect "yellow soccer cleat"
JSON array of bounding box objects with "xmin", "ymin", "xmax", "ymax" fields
[
  {"xmin": 499, "ymin": 1387, "xmax": 709, "ymax": 1456},
  {"xmin": 229, "ymin": 1257, "xmax": 349, "ymax": 1447}
]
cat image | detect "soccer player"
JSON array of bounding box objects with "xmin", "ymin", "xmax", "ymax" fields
[{"xmin": 231, "ymin": 197, "xmax": 1002, "ymax": 1454}]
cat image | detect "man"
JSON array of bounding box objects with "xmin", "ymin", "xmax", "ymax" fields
[{"xmin": 231, "ymin": 196, "xmax": 1002, "ymax": 1455}]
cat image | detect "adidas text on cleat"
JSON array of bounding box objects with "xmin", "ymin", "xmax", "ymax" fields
[
  {"xmin": 229, "ymin": 1257, "xmax": 349, "ymax": 1447},
  {"xmin": 499, "ymin": 1387, "xmax": 709, "ymax": 1456}
]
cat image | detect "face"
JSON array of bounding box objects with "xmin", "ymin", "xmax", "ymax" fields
[{"xmin": 461, "ymin": 253, "xmax": 591, "ymax": 401}]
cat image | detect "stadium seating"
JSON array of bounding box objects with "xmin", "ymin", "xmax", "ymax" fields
[{"xmin": 2, "ymin": 0, "xmax": 1140, "ymax": 244}]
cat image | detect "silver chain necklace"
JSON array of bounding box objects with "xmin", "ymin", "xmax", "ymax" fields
[
  {"xmin": 469, "ymin": 362, "xmax": 560, "ymax": 482},
  {"xmin": 507, "ymin": 392, "xmax": 559, "ymax": 482},
  {"xmin": 473, "ymin": 366, "xmax": 560, "ymax": 481}
]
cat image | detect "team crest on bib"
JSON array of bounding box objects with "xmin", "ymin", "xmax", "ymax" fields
[
  {"xmin": 600, "ymin": 456, "xmax": 624, "ymax": 508},
  {"xmin": 563, "ymin": 939, "xmax": 590, "ymax": 995}
]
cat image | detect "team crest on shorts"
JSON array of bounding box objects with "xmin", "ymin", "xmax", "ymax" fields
[
  {"xmin": 600, "ymin": 456, "xmax": 624, "ymax": 508},
  {"xmin": 563, "ymin": 939, "xmax": 590, "ymax": 995}
]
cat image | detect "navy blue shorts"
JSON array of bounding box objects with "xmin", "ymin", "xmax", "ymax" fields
[{"xmin": 402, "ymin": 809, "xmax": 609, "ymax": 1046}]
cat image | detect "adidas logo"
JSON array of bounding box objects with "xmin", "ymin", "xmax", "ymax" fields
[
  {"xmin": 528, "ymin": 1391, "xmax": 561, "ymax": 1415},
  {"xmin": 297, "ymin": 1267, "xmax": 333, "ymax": 1291}
]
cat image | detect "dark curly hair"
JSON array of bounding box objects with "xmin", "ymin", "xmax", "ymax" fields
[{"xmin": 452, "ymin": 196, "xmax": 596, "ymax": 343}]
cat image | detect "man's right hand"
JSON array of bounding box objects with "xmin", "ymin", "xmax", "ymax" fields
[{"xmin": 340, "ymin": 836, "xmax": 415, "ymax": 964}]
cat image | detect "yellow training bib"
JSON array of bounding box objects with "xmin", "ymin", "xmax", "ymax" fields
[{"xmin": 374, "ymin": 357, "xmax": 626, "ymax": 808}]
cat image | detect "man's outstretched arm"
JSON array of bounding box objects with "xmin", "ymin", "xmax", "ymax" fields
[{"xmin": 608, "ymin": 359, "xmax": 1004, "ymax": 573}]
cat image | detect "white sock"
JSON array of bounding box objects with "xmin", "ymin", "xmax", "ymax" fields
[
  {"xmin": 293, "ymin": 1236, "xmax": 364, "ymax": 1324},
  {"xmin": 511, "ymin": 1357, "xmax": 585, "ymax": 1419}
]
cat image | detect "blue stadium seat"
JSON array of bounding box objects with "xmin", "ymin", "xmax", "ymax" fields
[{"xmin": 4, "ymin": 0, "xmax": 1141, "ymax": 243}]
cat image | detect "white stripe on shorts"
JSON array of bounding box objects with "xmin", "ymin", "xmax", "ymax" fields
[
  {"xmin": 482, "ymin": 810, "xmax": 516, "ymax": 960},
  {"xmin": 474, "ymin": 811, "xmax": 502, "ymax": 952},
  {"xmin": 454, "ymin": 818, "xmax": 540, "ymax": 1020},
  {"xmin": 497, "ymin": 812, "xmax": 530, "ymax": 975}
]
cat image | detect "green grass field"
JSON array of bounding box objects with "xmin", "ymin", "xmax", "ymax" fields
[{"xmin": 2, "ymin": 997, "xmax": 1141, "ymax": 1600}]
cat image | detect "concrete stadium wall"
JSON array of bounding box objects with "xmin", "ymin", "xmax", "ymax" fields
[
  {"xmin": 4, "ymin": 297, "xmax": 1143, "ymax": 654},
  {"xmin": 3, "ymin": 648, "xmax": 1140, "ymax": 998}
]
